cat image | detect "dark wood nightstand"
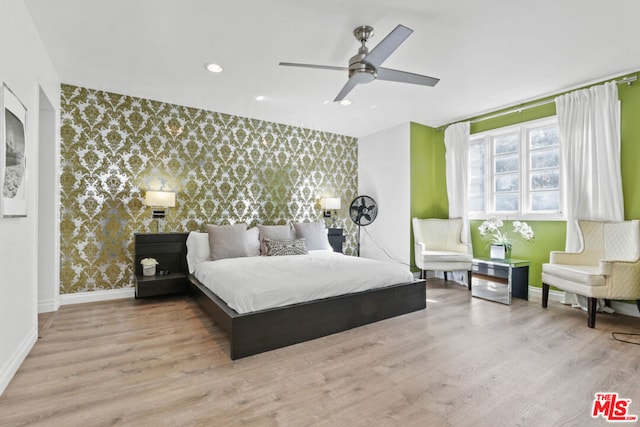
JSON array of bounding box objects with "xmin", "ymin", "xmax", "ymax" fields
[
  {"xmin": 328, "ymin": 228, "xmax": 346, "ymax": 253},
  {"xmin": 134, "ymin": 233, "xmax": 188, "ymax": 298}
]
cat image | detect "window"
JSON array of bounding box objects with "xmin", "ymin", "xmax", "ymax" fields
[{"xmin": 468, "ymin": 117, "xmax": 562, "ymax": 219}]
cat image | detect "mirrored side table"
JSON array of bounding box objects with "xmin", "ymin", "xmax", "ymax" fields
[{"xmin": 471, "ymin": 257, "xmax": 530, "ymax": 305}]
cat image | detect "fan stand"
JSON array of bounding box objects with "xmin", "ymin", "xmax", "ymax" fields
[{"xmin": 356, "ymin": 225, "xmax": 361, "ymax": 257}]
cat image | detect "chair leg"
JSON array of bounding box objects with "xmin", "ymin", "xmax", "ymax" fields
[
  {"xmin": 587, "ymin": 297, "xmax": 597, "ymax": 328},
  {"xmin": 444, "ymin": 272, "xmax": 448, "ymax": 282},
  {"xmin": 420, "ymin": 269, "xmax": 425, "ymax": 280},
  {"xmin": 636, "ymin": 299, "xmax": 640, "ymax": 315},
  {"xmin": 467, "ymin": 270, "xmax": 472, "ymax": 291},
  {"xmin": 542, "ymin": 283, "xmax": 549, "ymax": 308}
]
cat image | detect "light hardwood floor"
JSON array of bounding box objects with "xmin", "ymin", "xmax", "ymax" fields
[{"xmin": 2, "ymin": 279, "xmax": 639, "ymax": 426}]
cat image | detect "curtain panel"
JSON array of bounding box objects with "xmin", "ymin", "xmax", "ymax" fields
[
  {"xmin": 555, "ymin": 81, "xmax": 623, "ymax": 311},
  {"xmin": 555, "ymin": 81, "xmax": 623, "ymax": 252},
  {"xmin": 444, "ymin": 121, "xmax": 471, "ymax": 243}
]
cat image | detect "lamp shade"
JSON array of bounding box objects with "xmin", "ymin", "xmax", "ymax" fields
[
  {"xmin": 144, "ymin": 191, "xmax": 176, "ymax": 207},
  {"xmin": 321, "ymin": 197, "xmax": 341, "ymax": 210}
]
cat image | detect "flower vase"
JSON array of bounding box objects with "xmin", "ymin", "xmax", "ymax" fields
[
  {"xmin": 490, "ymin": 244, "xmax": 511, "ymax": 260},
  {"xmin": 142, "ymin": 265, "xmax": 156, "ymax": 276}
]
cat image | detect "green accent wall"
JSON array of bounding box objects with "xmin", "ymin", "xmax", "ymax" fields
[
  {"xmin": 409, "ymin": 71, "xmax": 640, "ymax": 287},
  {"xmin": 409, "ymin": 122, "xmax": 447, "ymax": 270},
  {"xmin": 59, "ymin": 84, "xmax": 358, "ymax": 294}
]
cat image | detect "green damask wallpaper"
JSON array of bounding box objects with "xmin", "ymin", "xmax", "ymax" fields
[{"xmin": 60, "ymin": 84, "xmax": 358, "ymax": 293}]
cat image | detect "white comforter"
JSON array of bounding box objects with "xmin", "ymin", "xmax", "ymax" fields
[{"xmin": 193, "ymin": 251, "xmax": 415, "ymax": 314}]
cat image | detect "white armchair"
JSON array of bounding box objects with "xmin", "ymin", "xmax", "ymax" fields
[
  {"xmin": 412, "ymin": 218, "xmax": 473, "ymax": 290},
  {"xmin": 542, "ymin": 219, "xmax": 640, "ymax": 328}
]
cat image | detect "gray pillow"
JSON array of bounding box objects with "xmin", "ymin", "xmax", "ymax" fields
[
  {"xmin": 263, "ymin": 238, "xmax": 308, "ymax": 256},
  {"xmin": 293, "ymin": 221, "xmax": 332, "ymax": 251},
  {"xmin": 257, "ymin": 224, "xmax": 295, "ymax": 254},
  {"xmin": 206, "ymin": 223, "xmax": 249, "ymax": 260}
]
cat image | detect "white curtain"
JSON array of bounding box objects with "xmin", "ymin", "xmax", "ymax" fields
[
  {"xmin": 556, "ymin": 81, "xmax": 623, "ymax": 250},
  {"xmin": 444, "ymin": 121, "xmax": 471, "ymax": 285},
  {"xmin": 444, "ymin": 121, "xmax": 471, "ymax": 243},
  {"xmin": 555, "ymin": 81, "xmax": 623, "ymax": 310}
]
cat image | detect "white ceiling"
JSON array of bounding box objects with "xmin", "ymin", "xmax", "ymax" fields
[{"xmin": 24, "ymin": 0, "xmax": 640, "ymax": 137}]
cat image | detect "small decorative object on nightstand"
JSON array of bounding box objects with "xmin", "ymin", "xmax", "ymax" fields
[
  {"xmin": 134, "ymin": 233, "xmax": 188, "ymax": 298},
  {"xmin": 140, "ymin": 257, "xmax": 158, "ymax": 276}
]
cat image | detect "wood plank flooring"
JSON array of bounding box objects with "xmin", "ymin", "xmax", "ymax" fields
[{"xmin": 1, "ymin": 279, "xmax": 639, "ymax": 426}]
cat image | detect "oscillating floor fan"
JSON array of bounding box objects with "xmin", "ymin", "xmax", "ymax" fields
[{"xmin": 349, "ymin": 195, "xmax": 378, "ymax": 257}]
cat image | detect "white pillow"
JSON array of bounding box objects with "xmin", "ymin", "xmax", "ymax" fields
[
  {"xmin": 186, "ymin": 232, "xmax": 210, "ymax": 274},
  {"xmin": 293, "ymin": 221, "xmax": 332, "ymax": 251},
  {"xmin": 206, "ymin": 223, "xmax": 249, "ymax": 261},
  {"xmin": 257, "ymin": 224, "xmax": 295, "ymax": 254},
  {"xmin": 247, "ymin": 226, "xmax": 260, "ymax": 257}
]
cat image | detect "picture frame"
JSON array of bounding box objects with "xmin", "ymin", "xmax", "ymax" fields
[{"xmin": 1, "ymin": 83, "xmax": 28, "ymax": 217}]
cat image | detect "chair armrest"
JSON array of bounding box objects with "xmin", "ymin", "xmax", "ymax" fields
[
  {"xmin": 599, "ymin": 258, "xmax": 640, "ymax": 276},
  {"xmin": 450, "ymin": 242, "xmax": 473, "ymax": 255},
  {"xmin": 415, "ymin": 242, "xmax": 426, "ymax": 253},
  {"xmin": 549, "ymin": 251, "xmax": 592, "ymax": 265}
]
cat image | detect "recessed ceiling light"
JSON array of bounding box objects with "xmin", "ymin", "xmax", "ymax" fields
[
  {"xmin": 322, "ymin": 100, "xmax": 331, "ymax": 105},
  {"xmin": 255, "ymin": 95, "xmax": 265, "ymax": 101},
  {"xmin": 339, "ymin": 99, "xmax": 352, "ymax": 106},
  {"xmin": 204, "ymin": 63, "xmax": 223, "ymax": 73}
]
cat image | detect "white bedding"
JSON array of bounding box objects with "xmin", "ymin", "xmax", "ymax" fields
[{"xmin": 193, "ymin": 251, "xmax": 415, "ymax": 314}]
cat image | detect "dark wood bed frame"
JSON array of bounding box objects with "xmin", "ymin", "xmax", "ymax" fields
[{"xmin": 188, "ymin": 274, "xmax": 426, "ymax": 360}]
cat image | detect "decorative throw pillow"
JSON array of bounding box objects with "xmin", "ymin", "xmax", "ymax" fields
[
  {"xmin": 293, "ymin": 221, "xmax": 332, "ymax": 251},
  {"xmin": 263, "ymin": 238, "xmax": 308, "ymax": 256},
  {"xmin": 257, "ymin": 224, "xmax": 295, "ymax": 254},
  {"xmin": 206, "ymin": 223, "xmax": 249, "ymax": 261}
]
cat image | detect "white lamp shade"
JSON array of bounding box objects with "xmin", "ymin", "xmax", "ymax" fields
[
  {"xmin": 145, "ymin": 191, "xmax": 176, "ymax": 207},
  {"xmin": 321, "ymin": 197, "xmax": 341, "ymax": 210}
]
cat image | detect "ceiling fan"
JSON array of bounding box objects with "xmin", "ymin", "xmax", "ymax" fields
[{"xmin": 279, "ymin": 24, "xmax": 439, "ymax": 102}]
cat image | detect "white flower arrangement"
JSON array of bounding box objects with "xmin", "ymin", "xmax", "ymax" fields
[
  {"xmin": 140, "ymin": 257, "xmax": 159, "ymax": 267},
  {"xmin": 478, "ymin": 216, "xmax": 535, "ymax": 249}
]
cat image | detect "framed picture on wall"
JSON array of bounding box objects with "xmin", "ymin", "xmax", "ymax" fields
[{"xmin": 0, "ymin": 83, "xmax": 28, "ymax": 218}]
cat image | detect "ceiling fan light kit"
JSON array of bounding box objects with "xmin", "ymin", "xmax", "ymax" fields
[{"xmin": 279, "ymin": 24, "xmax": 439, "ymax": 102}]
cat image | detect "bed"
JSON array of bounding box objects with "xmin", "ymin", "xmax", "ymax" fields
[{"xmin": 187, "ymin": 227, "xmax": 426, "ymax": 359}]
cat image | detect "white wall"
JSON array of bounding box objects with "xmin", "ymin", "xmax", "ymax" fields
[
  {"xmin": 357, "ymin": 123, "xmax": 410, "ymax": 265},
  {"xmin": 37, "ymin": 88, "xmax": 59, "ymax": 313},
  {"xmin": 0, "ymin": 0, "xmax": 60, "ymax": 395}
]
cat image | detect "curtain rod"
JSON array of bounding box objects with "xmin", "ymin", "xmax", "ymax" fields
[{"xmin": 461, "ymin": 75, "xmax": 637, "ymax": 126}]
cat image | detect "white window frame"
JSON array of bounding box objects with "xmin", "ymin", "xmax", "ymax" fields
[{"xmin": 468, "ymin": 116, "xmax": 564, "ymax": 221}]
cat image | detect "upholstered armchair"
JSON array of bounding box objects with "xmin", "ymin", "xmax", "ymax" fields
[
  {"xmin": 412, "ymin": 218, "xmax": 473, "ymax": 290},
  {"xmin": 541, "ymin": 219, "xmax": 640, "ymax": 328}
]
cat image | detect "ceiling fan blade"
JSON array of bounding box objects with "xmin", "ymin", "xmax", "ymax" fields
[
  {"xmin": 377, "ymin": 67, "xmax": 440, "ymax": 87},
  {"xmin": 334, "ymin": 76, "xmax": 359, "ymax": 102},
  {"xmin": 279, "ymin": 62, "xmax": 347, "ymax": 72},
  {"xmin": 363, "ymin": 24, "xmax": 413, "ymax": 68}
]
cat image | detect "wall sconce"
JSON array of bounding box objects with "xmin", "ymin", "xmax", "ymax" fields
[
  {"xmin": 321, "ymin": 197, "xmax": 341, "ymax": 228},
  {"xmin": 144, "ymin": 190, "xmax": 176, "ymax": 232}
]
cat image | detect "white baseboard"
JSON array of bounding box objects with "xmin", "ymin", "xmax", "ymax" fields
[
  {"xmin": 0, "ymin": 326, "xmax": 37, "ymax": 396},
  {"xmin": 528, "ymin": 286, "xmax": 639, "ymax": 318},
  {"xmin": 527, "ymin": 285, "xmax": 565, "ymax": 303},
  {"xmin": 611, "ymin": 300, "xmax": 640, "ymax": 318},
  {"xmin": 60, "ymin": 287, "xmax": 135, "ymax": 306},
  {"xmin": 38, "ymin": 298, "xmax": 60, "ymax": 313}
]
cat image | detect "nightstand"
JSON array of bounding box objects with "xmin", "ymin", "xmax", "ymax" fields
[
  {"xmin": 134, "ymin": 233, "xmax": 188, "ymax": 298},
  {"xmin": 328, "ymin": 228, "xmax": 346, "ymax": 253}
]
